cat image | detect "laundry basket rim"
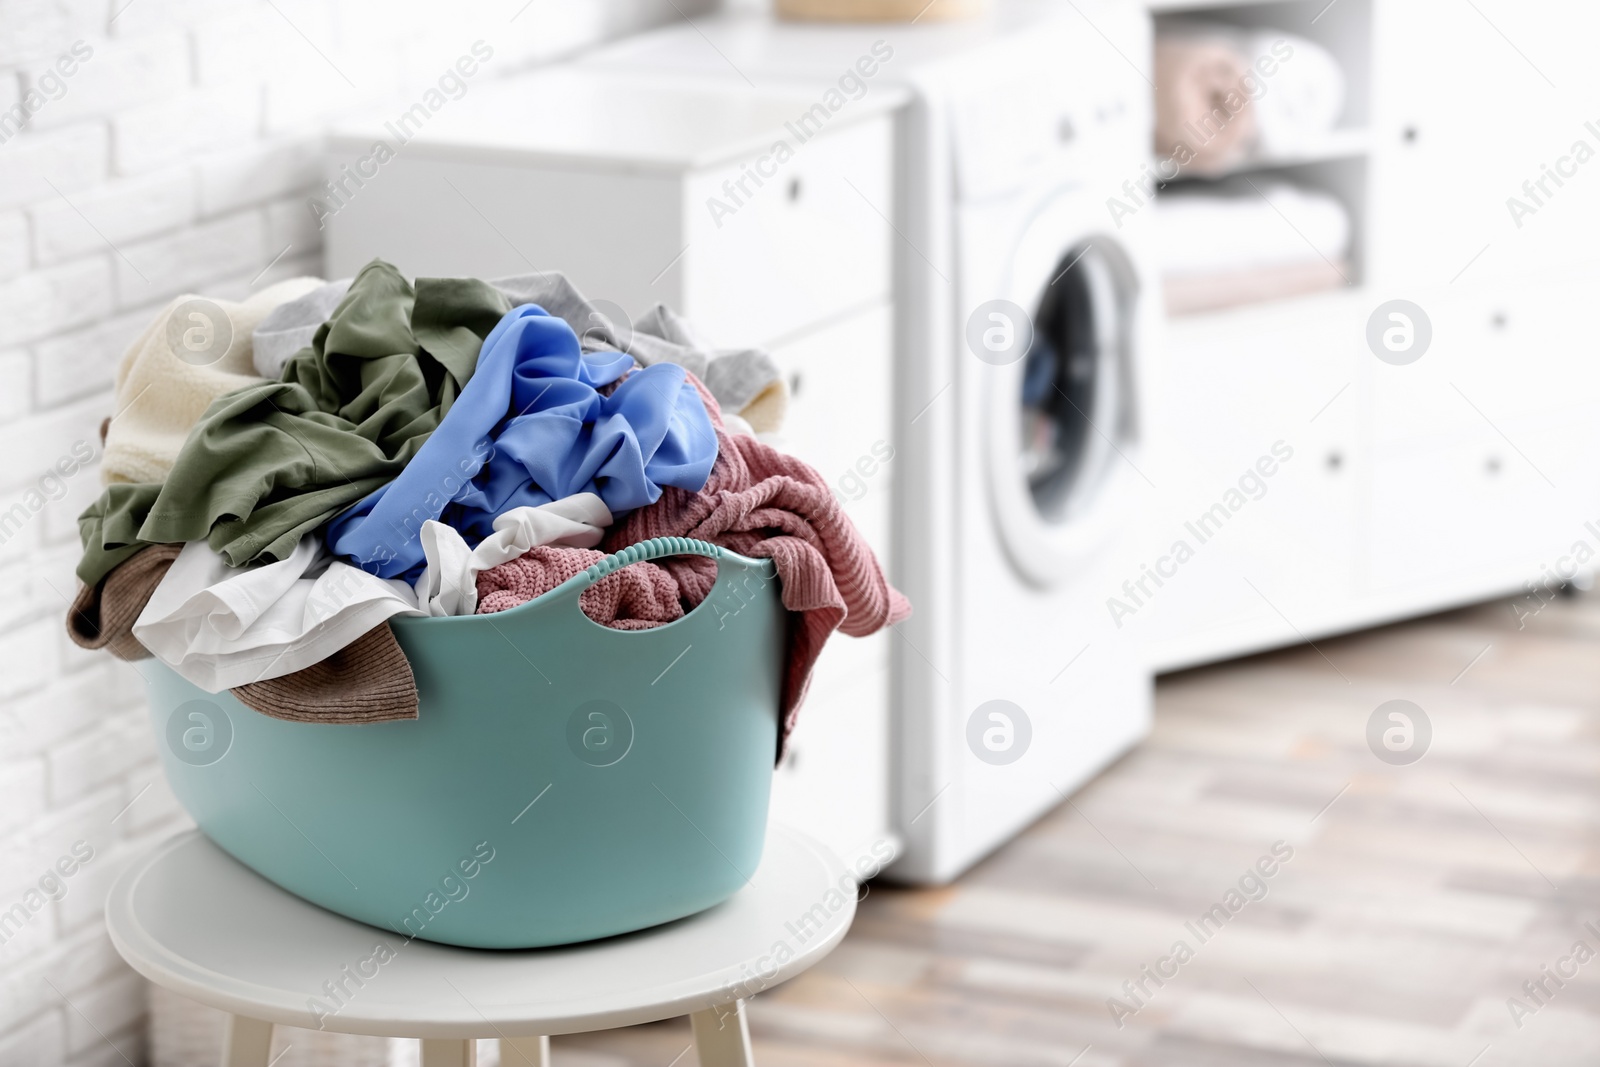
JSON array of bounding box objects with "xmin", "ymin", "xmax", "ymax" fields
[{"xmin": 388, "ymin": 535, "xmax": 779, "ymax": 634}]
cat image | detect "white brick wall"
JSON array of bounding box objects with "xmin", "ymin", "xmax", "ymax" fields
[
  {"xmin": 31, "ymin": 168, "xmax": 195, "ymax": 265},
  {"xmin": 0, "ymin": 3, "xmax": 713, "ymax": 1065}
]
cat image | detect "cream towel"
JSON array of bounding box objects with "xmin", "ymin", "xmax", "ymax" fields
[
  {"xmin": 1245, "ymin": 31, "xmax": 1345, "ymax": 153},
  {"xmin": 102, "ymin": 277, "xmax": 324, "ymax": 486},
  {"xmin": 1156, "ymin": 181, "xmax": 1351, "ymax": 275}
]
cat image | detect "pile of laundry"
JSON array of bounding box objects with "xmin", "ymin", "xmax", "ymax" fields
[{"xmin": 68, "ymin": 260, "xmax": 908, "ymax": 752}]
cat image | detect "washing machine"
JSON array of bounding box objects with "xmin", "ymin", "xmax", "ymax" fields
[{"xmin": 587, "ymin": 0, "xmax": 1159, "ymax": 881}]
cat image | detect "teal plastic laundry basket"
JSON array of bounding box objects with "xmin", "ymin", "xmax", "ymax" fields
[{"xmin": 144, "ymin": 537, "xmax": 784, "ymax": 949}]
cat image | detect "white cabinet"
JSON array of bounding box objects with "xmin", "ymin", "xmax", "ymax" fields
[
  {"xmin": 1142, "ymin": 0, "xmax": 1600, "ymax": 669},
  {"xmin": 1149, "ymin": 268, "xmax": 1600, "ymax": 669},
  {"xmin": 764, "ymin": 304, "xmax": 895, "ymax": 862},
  {"xmin": 1142, "ymin": 290, "xmax": 1366, "ymax": 668},
  {"xmin": 1149, "ymin": 263, "xmax": 1600, "ymax": 670},
  {"xmin": 325, "ymin": 68, "xmax": 902, "ymax": 867},
  {"xmin": 1361, "ymin": 0, "xmax": 1600, "ymax": 605},
  {"xmin": 1366, "ymin": 271, "xmax": 1600, "ymax": 595},
  {"xmin": 326, "ymin": 70, "xmax": 899, "ymax": 349},
  {"xmin": 1370, "ymin": 0, "xmax": 1600, "ymax": 288},
  {"xmin": 682, "ymin": 117, "xmax": 894, "ymax": 346},
  {"xmin": 770, "ymin": 306, "xmax": 895, "ymax": 536}
]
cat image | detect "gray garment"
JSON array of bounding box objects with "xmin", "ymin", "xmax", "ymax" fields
[
  {"xmin": 488, "ymin": 271, "xmax": 702, "ymax": 365},
  {"xmin": 251, "ymin": 279, "xmax": 352, "ymax": 378},
  {"xmin": 635, "ymin": 303, "xmax": 780, "ymax": 414},
  {"xmin": 252, "ymin": 270, "xmax": 784, "ymax": 417}
]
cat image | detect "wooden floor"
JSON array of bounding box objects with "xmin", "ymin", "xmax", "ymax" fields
[{"xmin": 553, "ymin": 591, "xmax": 1600, "ymax": 1066}]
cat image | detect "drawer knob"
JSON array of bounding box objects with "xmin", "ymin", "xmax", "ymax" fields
[
  {"xmin": 1491, "ymin": 311, "xmax": 1507, "ymax": 329},
  {"xmin": 1403, "ymin": 125, "xmax": 1419, "ymax": 144},
  {"xmin": 788, "ymin": 177, "xmax": 802, "ymax": 203},
  {"xmin": 789, "ymin": 370, "xmax": 803, "ymax": 396},
  {"xmin": 1326, "ymin": 450, "xmax": 1343, "ymax": 472},
  {"xmin": 1486, "ymin": 455, "xmax": 1502, "ymax": 475}
]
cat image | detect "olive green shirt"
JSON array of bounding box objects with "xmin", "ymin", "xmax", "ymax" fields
[{"xmin": 77, "ymin": 260, "xmax": 510, "ymax": 587}]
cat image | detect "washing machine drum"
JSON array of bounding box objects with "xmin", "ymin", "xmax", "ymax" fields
[{"xmin": 987, "ymin": 237, "xmax": 1142, "ymax": 588}]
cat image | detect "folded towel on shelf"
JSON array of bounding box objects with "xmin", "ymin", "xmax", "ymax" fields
[
  {"xmin": 1154, "ymin": 24, "xmax": 1346, "ymax": 172},
  {"xmin": 1163, "ymin": 257, "xmax": 1351, "ymax": 316},
  {"xmin": 1156, "ymin": 180, "xmax": 1351, "ymax": 276},
  {"xmin": 1243, "ymin": 30, "xmax": 1345, "ymax": 154},
  {"xmin": 1154, "ymin": 28, "xmax": 1259, "ymax": 175},
  {"xmin": 102, "ymin": 278, "xmax": 322, "ymax": 487}
]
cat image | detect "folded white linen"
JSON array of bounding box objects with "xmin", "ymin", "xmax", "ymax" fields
[
  {"xmin": 1246, "ymin": 31, "xmax": 1345, "ymax": 153},
  {"xmin": 415, "ymin": 494, "xmax": 613, "ymax": 617},
  {"xmin": 1156, "ymin": 181, "xmax": 1351, "ymax": 276},
  {"xmin": 133, "ymin": 538, "xmax": 423, "ymax": 692}
]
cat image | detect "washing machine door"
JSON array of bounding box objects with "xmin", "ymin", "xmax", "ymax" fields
[{"xmin": 985, "ymin": 193, "xmax": 1146, "ymax": 588}]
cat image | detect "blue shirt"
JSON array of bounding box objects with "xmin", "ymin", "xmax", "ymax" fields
[{"xmin": 325, "ymin": 303, "xmax": 717, "ymax": 580}]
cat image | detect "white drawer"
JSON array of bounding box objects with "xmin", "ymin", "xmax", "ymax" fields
[
  {"xmin": 769, "ymin": 660, "xmax": 891, "ymax": 863},
  {"xmin": 683, "ymin": 115, "xmax": 893, "ymax": 347},
  {"xmin": 809, "ymin": 626, "xmax": 889, "ymax": 708},
  {"xmin": 769, "ymin": 302, "xmax": 895, "ymax": 501},
  {"xmin": 1365, "ymin": 411, "xmax": 1597, "ymax": 593}
]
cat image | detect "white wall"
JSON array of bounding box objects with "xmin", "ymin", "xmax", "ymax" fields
[{"xmin": 0, "ymin": 1, "xmax": 711, "ymax": 1063}]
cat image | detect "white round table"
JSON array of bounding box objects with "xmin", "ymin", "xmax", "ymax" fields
[{"xmin": 106, "ymin": 826, "xmax": 855, "ymax": 1067}]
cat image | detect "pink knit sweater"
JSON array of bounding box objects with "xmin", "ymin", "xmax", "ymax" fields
[{"xmin": 477, "ymin": 378, "xmax": 911, "ymax": 749}]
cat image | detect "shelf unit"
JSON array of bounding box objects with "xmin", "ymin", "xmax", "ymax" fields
[
  {"xmin": 1135, "ymin": 0, "xmax": 1600, "ymax": 677},
  {"xmin": 1159, "ymin": 124, "xmax": 1370, "ymax": 180},
  {"xmin": 1150, "ymin": 0, "xmax": 1374, "ymax": 312}
]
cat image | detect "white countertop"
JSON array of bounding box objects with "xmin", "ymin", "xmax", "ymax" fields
[{"xmin": 330, "ymin": 66, "xmax": 909, "ymax": 173}]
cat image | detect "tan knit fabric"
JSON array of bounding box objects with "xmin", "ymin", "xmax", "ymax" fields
[
  {"xmin": 231, "ymin": 623, "xmax": 418, "ymax": 724},
  {"xmin": 67, "ymin": 543, "xmax": 183, "ymax": 661},
  {"xmin": 71, "ymin": 545, "xmax": 419, "ymax": 723},
  {"xmin": 737, "ymin": 378, "xmax": 789, "ymax": 435}
]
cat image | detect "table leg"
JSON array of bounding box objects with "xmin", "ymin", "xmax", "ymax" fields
[
  {"xmin": 221, "ymin": 1015, "xmax": 273, "ymax": 1067},
  {"xmin": 691, "ymin": 1000, "xmax": 755, "ymax": 1067},
  {"xmin": 420, "ymin": 1038, "xmax": 477, "ymax": 1066},
  {"xmin": 499, "ymin": 1035, "xmax": 550, "ymax": 1066}
]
